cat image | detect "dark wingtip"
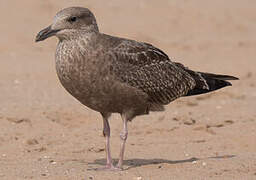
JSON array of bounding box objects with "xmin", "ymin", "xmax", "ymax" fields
[
  {"xmin": 226, "ymin": 81, "xmax": 232, "ymax": 86},
  {"xmin": 35, "ymin": 37, "xmax": 40, "ymax": 43},
  {"xmin": 216, "ymin": 75, "xmax": 239, "ymax": 81},
  {"xmin": 229, "ymin": 76, "xmax": 239, "ymax": 80}
]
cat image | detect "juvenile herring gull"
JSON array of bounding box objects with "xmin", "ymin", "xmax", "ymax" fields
[{"xmin": 35, "ymin": 7, "xmax": 238, "ymax": 170}]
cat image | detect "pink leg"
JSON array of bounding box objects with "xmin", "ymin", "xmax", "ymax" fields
[
  {"xmin": 103, "ymin": 115, "xmax": 114, "ymax": 168},
  {"xmin": 96, "ymin": 113, "xmax": 119, "ymax": 171},
  {"xmin": 116, "ymin": 114, "xmax": 128, "ymax": 169}
]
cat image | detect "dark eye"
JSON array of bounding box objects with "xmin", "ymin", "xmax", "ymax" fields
[{"xmin": 68, "ymin": 16, "xmax": 77, "ymax": 22}]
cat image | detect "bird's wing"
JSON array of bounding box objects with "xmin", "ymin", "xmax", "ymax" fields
[{"xmin": 109, "ymin": 40, "xmax": 196, "ymax": 104}]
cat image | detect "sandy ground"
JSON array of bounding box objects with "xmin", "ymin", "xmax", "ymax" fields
[{"xmin": 0, "ymin": 0, "xmax": 256, "ymax": 179}]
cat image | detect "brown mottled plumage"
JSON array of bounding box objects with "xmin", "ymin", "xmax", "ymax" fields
[{"xmin": 36, "ymin": 7, "xmax": 238, "ymax": 170}]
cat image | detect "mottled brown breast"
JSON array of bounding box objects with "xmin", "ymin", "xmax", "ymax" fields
[{"xmin": 55, "ymin": 38, "xmax": 149, "ymax": 114}]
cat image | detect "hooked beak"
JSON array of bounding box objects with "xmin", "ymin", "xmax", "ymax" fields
[{"xmin": 35, "ymin": 25, "xmax": 59, "ymax": 42}]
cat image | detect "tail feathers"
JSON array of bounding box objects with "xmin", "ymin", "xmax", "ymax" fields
[
  {"xmin": 185, "ymin": 71, "xmax": 239, "ymax": 96},
  {"xmin": 173, "ymin": 62, "xmax": 239, "ymax": 96}
]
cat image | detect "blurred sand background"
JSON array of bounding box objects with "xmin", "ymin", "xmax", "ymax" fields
[{"xmin": 0, "ymin": 0, "xmax": 256, "ymax": 179}]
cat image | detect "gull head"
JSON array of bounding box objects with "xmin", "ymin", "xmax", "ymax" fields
[{"xmin": 36, "ymin": 7, "xmax": 98, "ymax": 42}]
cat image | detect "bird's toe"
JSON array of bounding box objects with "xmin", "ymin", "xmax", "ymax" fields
[{"xmin": 93, "ymin": 164, "xmax": 122, "ymax": 171}]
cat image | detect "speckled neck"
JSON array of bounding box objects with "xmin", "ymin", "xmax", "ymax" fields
[{"xmin": 57, "ymin": 30, "xmax": 99, "ymax": 43}]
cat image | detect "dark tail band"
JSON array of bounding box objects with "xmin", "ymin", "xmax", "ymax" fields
[{"xmin": 186, "ymin": 71, "xmax": 239, "ymax": 96}]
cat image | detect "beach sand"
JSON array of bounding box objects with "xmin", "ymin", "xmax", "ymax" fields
[{"xmin": 0, "ymin": 0, "xmax": 255, "ymax": 179}]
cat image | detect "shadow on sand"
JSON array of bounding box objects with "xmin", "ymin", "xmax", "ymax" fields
[{"xmin": 88, "ymin": 155, "xmax": 235, "ymax": 170}]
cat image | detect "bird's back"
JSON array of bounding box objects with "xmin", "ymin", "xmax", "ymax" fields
[
  {"xmin": 97, "ymin": 34, "xmax": 197, "ymax": 104},
  {"xmin": 55, "ymin": 32, "xmax": 237, "ymax": 115}
]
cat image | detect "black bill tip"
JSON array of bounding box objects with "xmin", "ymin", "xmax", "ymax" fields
[{"xmin": 35, "ymin": 25, "xmax": 59, "ymax": 42}]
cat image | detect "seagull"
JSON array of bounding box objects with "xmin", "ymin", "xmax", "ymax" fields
[{"xmin": 35, "ymin": 7, "xmax": 238, "ymax": 170}]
